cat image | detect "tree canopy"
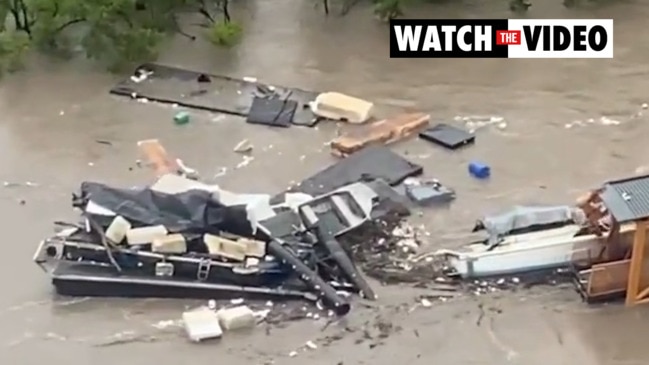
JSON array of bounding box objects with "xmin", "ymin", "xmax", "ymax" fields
[
  {"xmin": 0, "ymin": 0, "xmax": 576, "ymax": 77},
  {"xmin": 0, "ymin": 0, "xmax": 240, "ymax": 74}
]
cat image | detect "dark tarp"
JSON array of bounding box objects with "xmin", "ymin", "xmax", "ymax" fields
[
  {"xmin": 473, "ymin": 205, "xmax": 578, "ymax": 245},
  {"xmin": 109, "ymin": 63, "xmax": 321, "ymax": 127},
  {"xmin": 74, "ymin": 182, "xmax": 253, "ymax": 237},
  {"xmin": 289, "ymin": 146, "xmax": 423, "ymax": 197}
]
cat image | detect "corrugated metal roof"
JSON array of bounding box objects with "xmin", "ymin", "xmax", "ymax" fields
[{"xmin": 601, "ymin": 174, "xmax": 649, "ymax": 223}]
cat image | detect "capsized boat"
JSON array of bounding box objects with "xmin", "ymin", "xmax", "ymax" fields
[{"xmin": 435, "ymin": 205, "xmax": 609, "ymax": 278}]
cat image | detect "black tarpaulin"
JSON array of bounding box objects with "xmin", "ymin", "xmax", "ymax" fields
[
  {"xmin": 291, "ymin": 146, "xmax": 423, "ymax": 197},
  {"xmin": 75, "ymin": 182, "xmax": 253, "ymax": 236}
]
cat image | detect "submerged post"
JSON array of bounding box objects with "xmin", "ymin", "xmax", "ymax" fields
[{"xmin": 625, "ymin": 219, "xmax": 648, "ymax": 306}]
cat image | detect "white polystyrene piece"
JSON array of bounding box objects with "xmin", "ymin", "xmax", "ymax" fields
[
  {"xmin": 311, "ymin": 92, "xmax": 374, "ymax": 124},
  {"xmin": 152, "ymin": 234, "xmax": 187, "ymax": 254},
  {"xmin": 182, "ymin": 307, "xmax": 223, "ymax": 342},
  {"xmin": 203, "ymin": 234, "xmax": 247, "ymax": 261},
  {"xmin": 217, "ymin": 305, "xmax": 256, "ymax": 331},
  {"xmin": 105, "ymin": 216, "xmax": 131, "ymax": 244},
  {"xmin": 126, "ymin": 225, "xmax": 168, "ymax": 245}
]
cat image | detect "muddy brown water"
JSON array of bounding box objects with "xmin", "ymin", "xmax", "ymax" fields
[{"xmin": 2, "ymin": 0, "xmax": 649, "ymax": 363}]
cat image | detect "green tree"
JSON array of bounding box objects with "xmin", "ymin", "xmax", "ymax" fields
[
  {"xmin": 0, "ymin": 0, "xmax": 243, "ymax": 76},
  {"xmin": 195, "ymin": 0, "xmax": 242, "ymax": 47},
  {"xmin": 0, "ymin": 30, "xmax": 30, "ymax": 76}
]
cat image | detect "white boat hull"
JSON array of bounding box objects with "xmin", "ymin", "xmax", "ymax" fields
[{"xmin": 437, "ymin": 225, "xmax": 608, "ymax": 278}]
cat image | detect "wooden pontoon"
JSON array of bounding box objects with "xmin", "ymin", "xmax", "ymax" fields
[{"xmin": 574, "ymin": 174, "xmax": 649, "ymax": 306}]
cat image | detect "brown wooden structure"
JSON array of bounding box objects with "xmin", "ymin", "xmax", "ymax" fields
[
  {"xmin": 575, "ymin": 174, "xmax": 649, "ymax": 306},
  {"xmin": 137, "ymin": 139, "xmax": 181, "ymax": 177}
]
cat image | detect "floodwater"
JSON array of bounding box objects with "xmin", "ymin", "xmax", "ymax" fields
[{"xmin": 2, "ymin": 0, "xmax": 649, "ymax": 363}]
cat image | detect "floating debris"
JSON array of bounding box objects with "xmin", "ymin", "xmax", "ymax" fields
[
  {"xmin": 236, "ymin": 156, "xmax": 254, "ymax": 169},
  {"xmin": 233, "ymin": 139, "xmax": 253, "ymax": 153},
  {"xmin": 565, "ymin": 116, "xmax": 622, "ymax": 129},
  {"xmin": 457, "ymin": 115, "xmax": 505, "ymax": 133}
]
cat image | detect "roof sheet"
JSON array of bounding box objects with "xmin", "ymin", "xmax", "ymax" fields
[{"xmin": 601, "ymin": 174, "xmax": 649, "ymax": 223}]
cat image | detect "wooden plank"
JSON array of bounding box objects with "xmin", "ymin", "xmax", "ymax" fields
[
  {"xmin": 137, "ymin": 139, "xmax": 180, "ymax": 177},
  {"xmin": 586, "ymin": 259, "xmax": 630, "ymax": 298},
  {"xmin": 626, "ymin": 220, "xmax": 647, "ymax": 305},
  {"xmin": 330, "ymin": 113, "xmax": 430, "ymax": 156}
]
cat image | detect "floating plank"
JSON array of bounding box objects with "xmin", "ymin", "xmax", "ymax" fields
[
  {"xmin": 111, "ymin": 63, "xmax": 321, "ymax": 127},
  {"xmin": 331, "ymin": 113, "xmax": 430, "ymax": 156},
  {"xmin": 137, "ymin": 139, "xmax": 180, "ymax": 177}
]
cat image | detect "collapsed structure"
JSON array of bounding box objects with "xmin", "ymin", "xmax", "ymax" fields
[
  {"xmin": 33, "ymin": 63, "xmax": 649, "ymax": 314},
  {"xmin": 33, "ymin": 141, "xmax": 426, "ymax": 315},
  {"xmin": 573, "ymin": 174, "xmax": 649, "ymax": 306}
]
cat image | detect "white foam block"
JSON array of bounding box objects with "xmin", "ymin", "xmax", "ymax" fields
[
  {"xmin": 152, "ymin": 234, "xmax": 187, "ymax": 254},
  {"xmin": 217, "ymin": 305, "xmax": 255, "ymax": 331},
  {"xmin": 182, "ymin": 307, "xmax": 223, "ymax": 342},
  {"xmin": 105, "ymin": 216, "xmax": 131, "ymax": 244},
  {"xmin": 126, "ymin": 225, "xmax": 168, "ymax": 245}
]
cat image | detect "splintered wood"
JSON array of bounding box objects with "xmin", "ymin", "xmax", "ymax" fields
[
  {"xmin": 330, "ymin": 113, "xmax": 430, "ymax": 156},
  {"xmin": 137, "ymin": 139, "xmax": 180, "ymax": 177}
]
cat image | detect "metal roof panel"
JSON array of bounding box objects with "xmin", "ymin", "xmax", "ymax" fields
[{"xmin": 601, "ymin": 174, "xmax": 649, "ymax": 223}]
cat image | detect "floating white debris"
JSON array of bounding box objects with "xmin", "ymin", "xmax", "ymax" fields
[
  {"xmin": 253, "ymin": 309, "xmax": 271, "ymax": 321},
  {"xmin": 600, "ymin": 116, "xmax": 621, "ymax": 126},
  {"xmin": 182, "ymin": 307, "xmax": 223, "ymax": 342},
  {"xmin": 152, "ymin": 319, "xmax": 177, "ymax": 329},
  {"xmin": 403, "ymin": 177, "xmax": 421, "ymax": 186},
  {"xmin": 214, "ymin": 167, "xmax": 227, "ymax": 178},
  {"xmin": 3, "ymin": 181, "xmax": 39, "ymax": 188},
  {"xmin": 176, "ymin": 159, "xmax": 199, "ymax": 179},
  {"xmin": 233, "ymin": 139, "xmax": 253, "ymax": 153},
  {"xmin": 392, "ymin": 224, "xmax": 415, "ymax": 238},
  {"xmin": 236, "ymin": 156, "xmax": 254, "ymax": 169},
  {"xmin": 211, "ymin": 114, "xmax": 225, "ymax": 123},
  {"xmin": 397, "ymin": 238, "xmax": 419, "ymax": 251},
  {"xmin": 462, "ymin": 116, "xmax": 505, "ymax": 132},
  {"xmin": 243, "ymin": 76, "xmax": 258, "ymax": 83},
  {"xmin": 217, "ymin": 305, "xmax": 255, "ymax": 331},
  {"xmin": 130, "ymin": 74, "xmax": 148, "ymax": 83},
  {"xmin": 420, "ymin": 299, "xmax": 432, "ymax": 307},
  {"xmin": 230, "ymin": 298, "xmax": 244, "ymax": 305},
  {"xmin": 305, "ymin": 340, "xmax": 318, "ymax": 350},
  {"xmin": 635, "ymin": 166, "xmax": 649, "ymax": 175},
  {"xmin": 642, "ymin": 103, "xmax": 648, "ymax": 109},
  {"xmin": 289, "ymin": 351, "xmax": 298, "ymax": 357}
]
